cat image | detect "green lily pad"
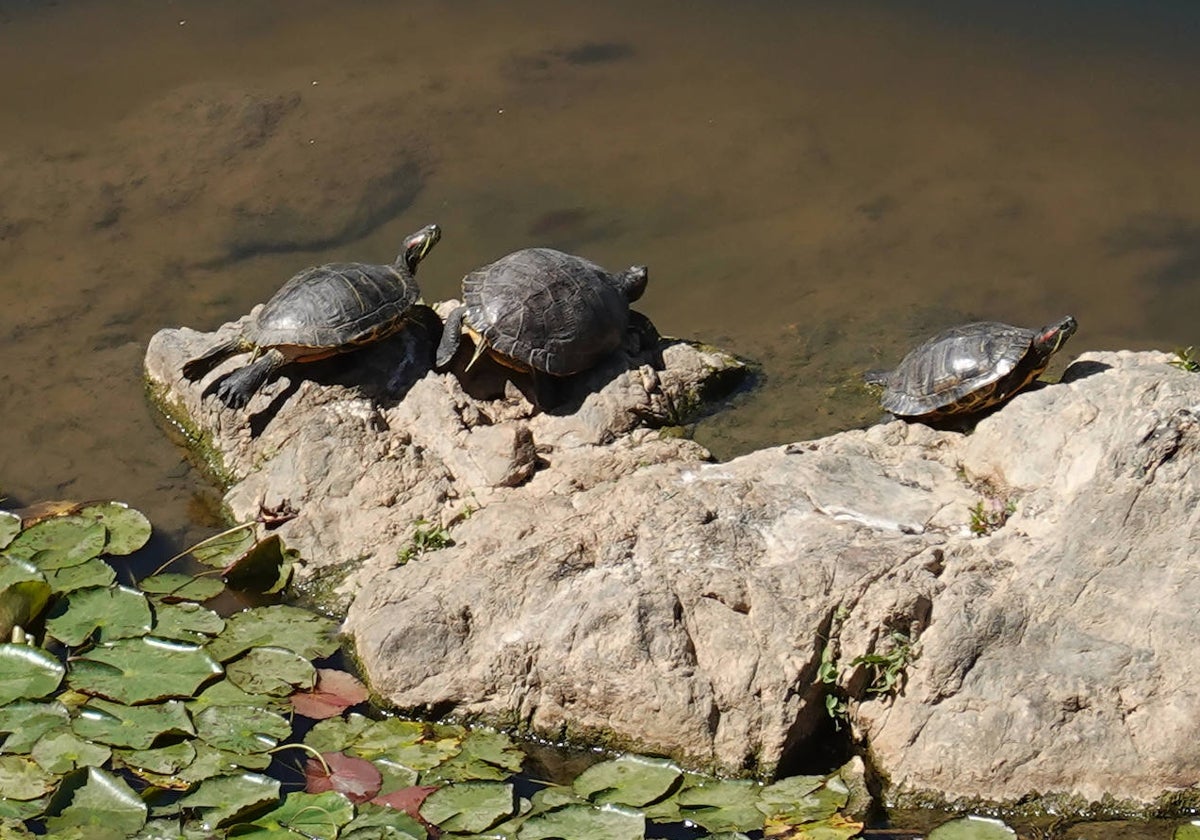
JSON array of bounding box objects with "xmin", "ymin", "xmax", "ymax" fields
[
  {"xmin": 0, "ymin": 510, "xmax": 20, "ymax": 550},
  {"xmin": 113, "ymin": 740, "xmax": 197, "ymax": 776},
  {"xmin": 141, "ymin": 573, "xmax": 226, "ymax": 603},
  {"xmin": 72, "ymin": 698, "xmax": 195, "ymax": 750},
  {"xmin": 239, "ymin": 790, "xmax": 355, "ymax": 840},
  {"xmin": 677, "ymin": 779, "xmax": 765, "ymax": 834},
  {"xmin": 226, "ymin": 645, "xmax": 317, "ymax": 696},
  {"xmin": 190, "ymin": 526, "xmax": 257, "ymax": 568},
  {"xmin": 77, "ymin": 502, "xmax": 152, "ymax": 556},
  {"xmin": 205, "ymin": 605, "xmax": 339, "ymax": 663},
  {"xmin": 151, "ymin": 600, "xmax": 226, "ymax": 643},
  {"xmin": 134, "ymin": 742, "xmax": 272, "ymax": 789},
  {"xmin": 44, "ymin": 557, "xmax": 117, "ymax": 594},
  {"xmin": 177, "ymin": 772, "xmax": 281, "ymax": 828},
  {"xmin": 927, "ymin": 816, "xmax": 1018, "ymax": 840},
  {"xmin": 1177, "ymin": 823, "xmax": 1200, "ymax": 840},
  {"xmin": 130, "ymin": 818, "xmax": 221, "ymax": 840},
  {"xmin": 7, "ymin": 516, "xmax": 107, "ymax": 569},
  {"xmin": 0, "ymin": 798, "xmax": 49, "ymax": 822},
  {"xmin": 420, "ymin": 781, "xmax": 516, "ymax": 834},
  {"xmin": 0, "ymin": 557, "xmax": 51, "ymax": 641},
  {"xmin": 0, "ymin": 753, "xmax": 58, "ymax": 800},
  {"xmin": 353, "ymin": 718, "xmax": 461, "ymax": 771},
  {"xmin": 190, "ymin": 678, "xmax": 287, "ymax": 714},
  {"xmin": 304, "ymin": 713, "xmax": 376, "ymax": 754},
  {"xmin": 31, "ymin": 729, "xmax": 112, "ymax": 773},
  {"xmin": 68, "ymin": 636, "xmax": 223, "ymax": 704},
  {"xmin": 193, "ymin": 704, "xmax": 293, "ymax": 753},
  {"xmin": 0, "ymin": 643, "xmax": 65, "ymax": 704},
  {"xmin": 44, "ymin": 766, "xmax": 148, "ymax": 839},
  {"xmin": 0, "ymin": 700, "xmax": 70, "ymax": 753},
  {"xmin": 343, "ymin": 802, "xmax": 427, "ymax": 840},
  {"xmin": 758, "ymin": 774, "xmax": 846, "ymax": 824},
  {"xmin": 573, "ymin": 754, "xmax": 682, "ymax": 807},
  {"xmin": 767, "ymin": 813, "xmax": 864, "ymax": 839},
  {"xmin": 517, "ymin": 802, "xmax": 646, "ymax": 840},
  {"xmin": 222, "ymin": 533, "xmax": 294, "ymax": 594},
  {"xmin": 46, "ymin": 585, "xmax": 153, "ymax": 646}
]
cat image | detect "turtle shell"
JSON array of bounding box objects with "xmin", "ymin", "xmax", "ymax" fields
[
  {"xmin": 250, "ymin": 262, "xmax": 420, "ymax": 352},
  {"xmin": 877, "ymin": 321, "xmax": 1054, "ymax": 419},
  {"xmin": 462, "ymin": 248, "xmax": 634, "ymax": 375}
]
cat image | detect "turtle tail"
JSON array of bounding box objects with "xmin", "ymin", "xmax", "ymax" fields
[
  {"xmin": 182, "ymin": 339, "xmax": 245, "ymax": 381},
  {"xmin": 211, "ymin": 349, "xmax": 286, "ymax": 409}
]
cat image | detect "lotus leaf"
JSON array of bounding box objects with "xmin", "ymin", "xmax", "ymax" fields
[
  {"xmin": 140, "ymin": 573, "xmax": 226, "ymax": 603},
  {"xmin": 420, "ymin": 781, "xmax": 517, "ymax": 833},
  {"xmin": 0, "ymin": 700, "xmax": 70, "ymax": 754},
  {"xmin": 573, "ymin": 754, "xmax": 682, "ymax": 807},
  {"xmin": 43, "ymin": 766, "xmax": 147, "ymax": 840},
  {"xmin": 151, "ymin": 601, "xmax": 226, "ymax": 644},
  {"xmin": 193, "ymin": 704, "xmax": 292, "ymax": 753},
  {"xmin": 516, "ymin": 802, "xmax": 646, "ymax": 840},
  {"xmin": 44, "ymin": 557, "xmax": 117, "ymax": 594},
  {"xmin": 31, "ymin": 729, "xmax": 112, "ymax": 773},
  {"xmin": 226, "ymin": 645, "xmax": 316, "ymax": 696},
  {"xmin": 72, "ymin": 698, "xmax": 195, "ymax": 750},
  {"xmin": 0, "ymin": 753, "xmax": 58, "ymax": 800},
  {"xmin": 177, "ymin": 772, "xmax": 282, "ymax": 828},
  {"xmin": 0, "ymin": 557, "xmax": 51, "ymax": 641},
  {"xmin": 0, "ymin": 643, "xmax": 65, "ymax": 705},
  {"xmin": 68, "ymin": 636, "xmax": 223, "ymax": 704},
  {"xmin": 0, "ymin": 510, "xmax": 20, "ymax": 549},
  {"xmin": 77, "ymin": 502, "xmax": 152, "ymax": 556},
  {"xmin": 676, "ymin": 779, "xmax": 766, "ymax": 833},
  {"xmin": 113, "ymin": 740, "xmax": 197, "ymax": 775},
  {"xmin": 6, "ymin": 516, "xmax": 106, "ymax": 569},
  {"xmin": 926, "ymin": 816, "xmax": 1018, "ymax": 839},
  {"xmin": 205, "ymin": 604, "xmax": 339, "ymax": 663},
  {"xmin": 239, "ymin": 790, "xmax": 355, "ymax": 840},
  {"xmin": 46, "ymin": 585, "xmax": 153, "ymax": 646}
]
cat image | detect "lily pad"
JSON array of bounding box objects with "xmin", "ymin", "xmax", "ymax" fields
[
  {"xmin": 190, "ymin": 526, "xmax": 257, "ymax": 568},
  {"xmin": 0, "ymin": 700, "xmax": 70, "ymax": 754},
  {"xmin": 72, "ymin": 698, "xmax": 195, "ymax": 750},
  {"xmin": 343, "ymin": 802, "xmax": 427, "ymax": 840},
  {"xmin": 134, "ymin": 742, "xmax": 272, "ymax": 788},
  {"xmin": 177, "ymin": 772, "xmax": 281, "ymax": 828},
  {"xmin": 304, "ymin": 713, "xmax": 377, "ymax": 754},
  {"xmin": 68, "ymin": 636, "xmax": 223, "ymax": 704},
  {"xmin": 190, "ymin": 678, "xmax": 287, "ymax": 714},
  {"xmin": 0, "ymin": 643, "xmax": 65, "ymax": 705},
  {"xmin": 31, "ymin": 729, "xmax": 112, "ymax": 773},
  {"xmin": 354, "ymin": 719, "xmax": 460, "ymax": 771},
  {"xmin": 574, "ymin": 754, "xmax": 682, "ymax": 807},
  {"xmin": 517, "ymin": 802, "xmax": 646, "ymax": 840},
  {"xmin": 7, "ymin": 516, "xmax": 107, "ymax": 569},
  {"xmin": 0, "ymin": 557, "xmax": 51, "ymax": 641},
  {"xmin": 193, "ymin": 704, "xmax": 293, "ymax": 753},
  {"xmin": 291, "ymin": 668, "xmax": 370, "ymax": 720},
  {"xmin": 420, "ymin": 781, "xmax": 516, "ymax": 834},
  {"xmin": 1177, "ymin": 824, "xmax": 1200, "ymax": 840},
  {"xmin": 758, "ymin": 775, "xmax": 847, "ymax": 824},
  {"xmin": 77, "ymin": 502, "xmax": 152, "ymax": 556},
  {"xmin": 205, "ymin": 604, "xmax": 339, "ymax": 662},
  {"xmin": 140, "ymin": 573, "xmax": 226, "ymax": 603},
  {"xmin": 226, "ymin": 645, "xmax": 317, "ymax": 696},
  {"xmin": 0, "ymin": 753, "xmax": 58, "ymax": 800},
  {"xmin": 222, "ymin": 533, "xmax": 294, "ymax": 593},
  {"xmin": 151, "ymin": 601, "xmax": 226, "ymax": 643},
  {"xmin": 46, "ymin": 585, "xmax": 153, "ymax": 646},
  {"xmin": 240, "ymin": 790, "xmax": 355, "ymax": 840},
  {"xmin": 44, "ymin": 766, "xmax": 148, "ymax": 839},
  {"xmin": 44, "ymin": 557, "xmax": 117, "ymax": 594},
  {"xmin": 0, "ymin": 510, "xmax": 20, "ymax": 549},
  {"xmin": 677, "ymin": 779, "xmax": 766, "ymax": 834},
  {"xmin": 306, "ymin": 751, "xmax": 384, "ymax": 803},
  {"xmin": 113, "ymin": 740, "xmax": 198, "ymax": 776},
  {"xmin": 927, "ymin": 816, "xmax": 1018, "ymax": 839}
]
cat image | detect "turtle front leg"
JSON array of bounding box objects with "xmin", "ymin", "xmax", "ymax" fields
[
  {"xmin": 435, "ymin": 306, "xmax": 467, "ymax": 369},
  {"xmin": 213, "ymin": 348, "xmax": 287, "ymax": 409}
]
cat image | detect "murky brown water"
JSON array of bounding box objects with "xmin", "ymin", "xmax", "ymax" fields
[{"xmin": 2, "ymin": 1, "xmax": 1199, "ymax": 832}]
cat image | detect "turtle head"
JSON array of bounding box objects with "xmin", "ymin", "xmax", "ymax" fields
[
  {"xmin": 400, "ymin": 224, "xmax": 442, "ymax": 272},
  {"xmin": 1035, "ymin": 315, "xmax": 1078, "ymax": 354},
  {"xmin": 617, "ymin": 265, "xmax": 648, "ymax": 303}
]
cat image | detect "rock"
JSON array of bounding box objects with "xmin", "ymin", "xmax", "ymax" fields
[{"xmin": 146, "ymin": 329, "xmax": 1200, "ymax": 812}]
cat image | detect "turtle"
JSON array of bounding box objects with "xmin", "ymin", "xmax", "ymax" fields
[
  {"xmin": 183, "ymin": 223, "xmax": 441, "ymax": 408},
  {"xmin": 435, "ymin": 247, "xmax": 648, "ymax": 378},
  {"xmin": 864, "ymin": 315, "xmax": 1078, "ymax": 420}
]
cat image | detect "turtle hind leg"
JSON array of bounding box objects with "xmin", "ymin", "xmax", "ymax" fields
[
  {"xmin": 212, "ymin": 348, "xmax": 287, "ymax": 409},
  {"xmin": 435, "ymin": 306, "xmax": 466, "ymax": 369},
  {"xmin": 183, "ymin": 338, "xmax": 246, "ymax": 380}
]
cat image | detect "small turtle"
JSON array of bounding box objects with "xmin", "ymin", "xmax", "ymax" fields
[
  {"xmin": 183, "ymin": 224, "xmax": 441, "ymax": 408},
  {"xmin": 435, "ymin": 247, "xmax": 648, "ymax": 377},
  {"xmin": 864, "ymin": 316, "xmax": 1078, "ymax": 420}
]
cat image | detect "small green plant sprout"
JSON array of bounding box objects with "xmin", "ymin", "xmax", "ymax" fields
[
  {"xmin": 397, "ymin": 518, "xmax": 456, "ymax": 565},
  {"xmin": 969, "ymin": 496, "xmax": 1016, "ymax": 536},
  {"xmin": 1170, "ymin": 346, "xmax": 1200, "ymax": 372},
  {"xmin": 850, "ymin": 631, "xmax": 918, "ymax": 698}
]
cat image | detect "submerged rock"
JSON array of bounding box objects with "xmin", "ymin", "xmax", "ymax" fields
[{"xmin": 145, "ymin": 330, "xmax": 1200, "ymax": 812}]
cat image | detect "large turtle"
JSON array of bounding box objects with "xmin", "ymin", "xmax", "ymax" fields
[
  {"xmin": 864, "ymin": 316, "xmax": 1077, "ymax": 420},
  {"xmin": 183, "ymin": 223, "xmax": 441, "ymax": 408},
  {"xmin": 435, "ymin": 247, "xmax": 648, "ymax": 377}
]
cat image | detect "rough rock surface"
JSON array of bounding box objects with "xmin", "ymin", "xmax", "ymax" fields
[{"xmin": 146, "ymin": 334, "xmax": 1200, "ymax": 810}]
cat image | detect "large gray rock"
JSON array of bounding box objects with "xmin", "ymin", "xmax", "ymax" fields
[{"xmin": 145, "ymin": 331, "xmax": 1200, "ymax": 811}]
